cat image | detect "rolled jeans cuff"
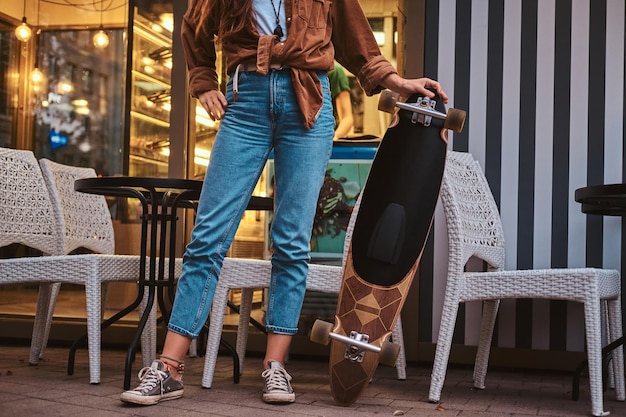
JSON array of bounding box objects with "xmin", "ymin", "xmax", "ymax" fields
[
  {"xmin": 266, "ymin": 325, "xmax": 299, "ymax": 335},
  {"xmin": 167, "ymin": 323, "xmax": 198, "ymax": 339}
]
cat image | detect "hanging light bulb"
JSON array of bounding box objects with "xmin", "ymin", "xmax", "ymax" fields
[
  {"xmin": 93, "ymin": 27, "xmax": 109, "ymax": 48},
  {"xmin": 30, "ymin": 2, "xmax": 44, "ymax": 86},
  {"xmin": 92, "ymin": 2, "xmax": 109, "ymax": 49},
  {"xmin": 15, "ymin": 17, "xmax": 32, "ymax": 42},
  {"xmin": 15, "ymin": 0, "xmax": 32, "ymax": 42},
  {"xmin": 26, "ymin": 1, "xmax": 47, "ymax": 95}
]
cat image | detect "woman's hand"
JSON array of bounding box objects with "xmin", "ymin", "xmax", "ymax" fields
[
  {"xmin": 198, "ymin": 90, "xmax": 228, "ymax": 121},
  {"xmin": 381, "ymin": 74, "xmax": 449, "ymax": 104}
]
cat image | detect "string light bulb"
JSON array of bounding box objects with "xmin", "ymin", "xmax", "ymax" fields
[{"xmin": 15, "ymin": 17, "xmax": 32, "ymax": 42}]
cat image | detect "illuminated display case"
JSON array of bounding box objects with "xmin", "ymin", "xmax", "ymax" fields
[
  {"xmin": 129, "ymin": 8, "xmax": 219, "ymax": 179},
  {"xmin": 129, "ymin": 11, "xmax": 173, "ymax": 177}
]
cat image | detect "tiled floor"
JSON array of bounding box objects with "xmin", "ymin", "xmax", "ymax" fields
[{"xmin": 0, "ymin": 344, "xmax": 624, "ymax": 416}]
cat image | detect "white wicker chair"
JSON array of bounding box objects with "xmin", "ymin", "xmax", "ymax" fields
[
  {"xmin": 0, "ymin": 147, "xmax": 64, "ymax": 361},
  {"xmin": 198, "ymin": 193, "xmax": 407, "ymax": 389},
  {"xmin": 429, "ymin": 151, "xmax": 624, "ymax": 417},
  {"xmin": 34, "ymin": 159, "xmax": 182, "ymax": 383}
]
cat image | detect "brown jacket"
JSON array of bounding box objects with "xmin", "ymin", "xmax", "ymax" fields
[{"xmin": 181, "ymin": 0, "xmax": 397, "ymax": 128}]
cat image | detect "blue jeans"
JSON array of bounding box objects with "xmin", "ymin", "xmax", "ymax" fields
[{"xmin": 168, "ymin": 69, "xmax": 334, "ymax": 337}]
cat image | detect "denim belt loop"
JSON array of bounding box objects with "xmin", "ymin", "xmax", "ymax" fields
[{"xmin": 233, "ymin": 63, "xmax": 242, "ymax": 102}]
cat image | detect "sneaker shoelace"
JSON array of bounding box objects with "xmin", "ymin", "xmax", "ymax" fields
[
  {"xmin": 262, "ymin": 366, "xmax": 292, "ymax": 392},
  {"xmin": 133, "ymin": 364, "xmax": 167, "ymax": 394}
]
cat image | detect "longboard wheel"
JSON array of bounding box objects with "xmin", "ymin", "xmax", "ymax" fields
[
  {"xmin": 443, "ymin": 108, "xmax": 466, "ymax": 133},
  {"xmin": 310, "ymin": 319, "xmax": 333, "ymax": 345},
  {"xmin": 379, "ymin": 339, "xmax": 401, "ymax": 366},
  {"xmin": 378, "ymin": 90, "xmax": 400, "ymax": 114}
]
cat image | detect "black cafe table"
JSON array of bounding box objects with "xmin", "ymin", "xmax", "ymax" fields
[
  {"xmin": 573, "ymin": 183, "xmax": 626, "ymax": 399},
  {"xmin": 74, "ymin": 177, "xmax": 202, "ymax": 389},
  {"xmin": 576, "ymin": 183, "xmax": 626, "ymax": 217},
  {"xmin": 74, "ymin": 176, "xmax": 273, "ymax": 389}
]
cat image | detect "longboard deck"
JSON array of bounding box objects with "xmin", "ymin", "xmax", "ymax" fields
[{"xmin": 329, "ymin": 92, "xmax": 450, "ymax": 405}]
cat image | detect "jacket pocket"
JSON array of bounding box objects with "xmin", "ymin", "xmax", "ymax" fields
[{"xmin": 297, "ymin": 0, "xmax": 331, "ymax": 29}]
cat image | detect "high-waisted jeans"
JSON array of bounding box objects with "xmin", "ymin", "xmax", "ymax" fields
[{"xmin": 168, "ymin": 69, "xmax": 335, "ymax": 337}]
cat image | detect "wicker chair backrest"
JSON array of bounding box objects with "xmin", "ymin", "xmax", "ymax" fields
[
  {"xmin": 0, "ymin": 147, "xmax": 61, "ymax": 255},
  {"xmin": 440, "ymin": 151, "xmax": 506, "ymax": 272},
  {"xmin": 39, "ymin": 159, "xmax": 115, "ymax": 255}
]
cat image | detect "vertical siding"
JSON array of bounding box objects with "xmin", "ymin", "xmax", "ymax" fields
[
  {"xmin": 423, "ymin": 0, "xmax": 625, "ymax": 352},
  {"xmin": 532, "ymin": 0, "xmax": 555, "ymax": 351},
  {"xmin": 604, "ymin": 0, "xmax": 625, "ymax": 272},
  {"xmin": 549, "ymin": 0, "xmax": 572, "ymax": 351}
]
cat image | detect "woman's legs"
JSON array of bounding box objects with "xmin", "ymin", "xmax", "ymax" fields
[{"xmin": 123, "ymin": 68, "xmax": 334, "ymax": 405}]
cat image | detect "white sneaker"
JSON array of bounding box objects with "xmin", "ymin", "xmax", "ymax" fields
[{"xmin": 261, "ymin": 360, "xmax": 295, "ymax": 403}]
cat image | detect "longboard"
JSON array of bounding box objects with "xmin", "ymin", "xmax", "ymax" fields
[{"xmin": 311, "ymin": 90, "xmax": 466, "ymax": 405}]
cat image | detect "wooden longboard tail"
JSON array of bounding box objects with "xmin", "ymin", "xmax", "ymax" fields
[
  {"xmin": 329, "ymin": 257, "xmax": 417, "ymax": 405},
  {"xmin": 335, "ymin": 258, "xmax": 416, "ymax": 341}
]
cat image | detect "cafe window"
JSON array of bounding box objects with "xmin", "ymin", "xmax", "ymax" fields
[{"xmin": 32, "ymin": 29, "xmax": 126, "ymax": 176}]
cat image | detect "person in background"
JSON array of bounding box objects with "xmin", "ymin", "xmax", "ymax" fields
[
  {"xmin": 328, "ymin": 62, "xmax": 354, "ymax": 140},
  {"xmin": 120, "ymin": 0, "xmax": 448, "ymax": 407}
]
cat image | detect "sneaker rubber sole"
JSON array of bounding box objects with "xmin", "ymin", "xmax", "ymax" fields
[
  {"xmin": 262, "ymin": 391, "xmax": 295, "ymax": 404},
  {"xmin": 120, "ymin": 388, "xmax": 184, "ymax": 405}
]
